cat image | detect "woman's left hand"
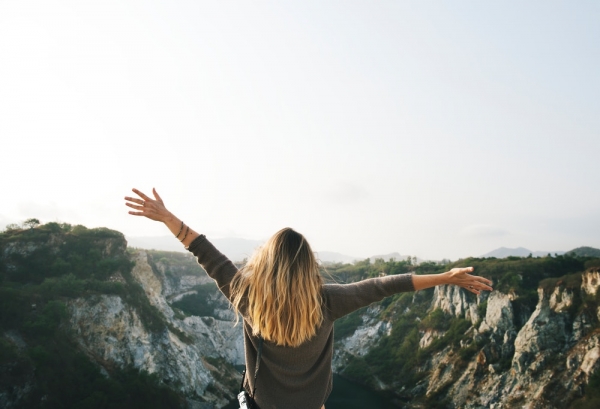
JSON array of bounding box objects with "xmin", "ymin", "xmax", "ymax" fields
[
  {"xmin": 125, "ymin": 188, "xmax": 172, "ymax": 223},
  {"xmin": 445, "ymin": 267, "xmax": 493, "ymax": 295}
]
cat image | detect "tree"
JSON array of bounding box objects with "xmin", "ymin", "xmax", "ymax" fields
[
  {"xmin": 23, "ymin": 218, "xmax": 40, "ymax": 229},
  {"xmin": 3, "ymin": 223, "xmax": 21, "ymax": 232}
]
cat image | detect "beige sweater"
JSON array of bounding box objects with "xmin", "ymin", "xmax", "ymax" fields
[{"xmin": 188, "ymin": 235, "xmax": 415, "ymax": 409}]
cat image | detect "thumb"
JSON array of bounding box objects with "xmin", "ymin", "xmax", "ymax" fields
[{"xmin": 153, "ymin": 187, "xmax": 164, "ymax": 203}]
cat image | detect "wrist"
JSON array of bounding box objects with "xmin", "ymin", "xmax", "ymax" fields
[
  {"xmin": 440, "ymin": 271, "xmax": 451, "ymax": 286},
  {"xmin": 164, "ymin": 212, "xmax": 177, "ymax": 224}
]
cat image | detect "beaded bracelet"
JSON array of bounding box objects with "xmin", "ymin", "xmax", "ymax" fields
[
  {"xmin": 175, "ymin": 221, "xmax": 184, "ymax": 239},
  {"xmin": 180, "ymin": 225, "xmax": 190, "ymax": 242}
]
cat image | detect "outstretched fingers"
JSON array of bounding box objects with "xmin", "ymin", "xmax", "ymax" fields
[
  {"xmin": 128, "ymin": 211, "xmax": 146, "ymax": 216},
  {"xmin": 475, "ymin": 276, "xmax": 494, "ymax": 287},
  {"xmin": 448, "ymin": 267, "xmax": 493, "ymax": 294},
  {"xmin": 464, "ymin": 277, "xmax": 493, "ymax": 294},
  {"xmin": 468, "ymin": 274, "xmax": 493, "ymax": 290},
  {"xmin": 124, "ymin": 196, "xmax": 144, "ymax": 205},
  {"xmin": 465, "ymin": 283, "xmax": 488, "ymax": 295},
  {"xmin": 125, "ymin": 189, "xmax": 151, "ymax": 217},
  {"xmin": 125, "ymin": 187, "xmax": 170, "ymax": 222},
  {"xmin": 125, "ymin": 202, "xmax": 144, "ymax": 210},
  {"xmin": 132, "ymin": 188, "xmax": 152, "ymax": 201}
]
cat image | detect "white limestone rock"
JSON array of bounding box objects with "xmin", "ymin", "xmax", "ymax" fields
[
  {"xmin": 130, "ymin": 250, "xmax": 174, "ymax": 319},
  {"xmin": 512, "ymin": 288, "xmax": 570, "ymax": 373},
  {"xmin": 549, "ymin": 286, "xmax": 574, "ymax": 312},
  {"xmin": 419, "ymin": 329, "xmax": 444, "ymax": 349},
  {"xmin": 581, "ymin": 269, "xmax": 600, "ymax": 296},
  {"xmin": 431, "ymin": 284, "xmax": 482, "ymax": 324},
  {"xmin": 66, "ymin": 249, "xmax": 245, "ymax": 406},
  {"xmin": 68, "ymin": 295, "xmax": 213, "ymax": 397},
  {"xmin": 479, "ymin": 291, "xmax": 514, "ymax": 335}
]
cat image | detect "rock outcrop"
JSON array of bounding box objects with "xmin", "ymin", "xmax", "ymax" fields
[
  {"xmin": 431, "ymin": 284, "xmax": 484, "ymax": 324},
  {"xmin": 67, "ymin": 249, "xmax": 244, "ymax": 408},
  {"xmin": 4, "ymin": 226, "xmax": 600, "ymax": 408},
  {"xmin": 334, "ymin": 268, "xmax": 600, "ymax": 408}
]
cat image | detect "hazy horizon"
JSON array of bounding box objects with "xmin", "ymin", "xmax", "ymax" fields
[
  {"xmin": 124, "ymin": 233, "xmax": 574, "ymax": 263},
  {"xmin": 2, "ymin": 1, "xmax": 599, "ymax": 260}
]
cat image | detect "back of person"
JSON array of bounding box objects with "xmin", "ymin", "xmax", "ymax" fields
[
  {"xmin": 189, "ymin": 228, "xmax": 340, "ymax": 408},
  {"xmin": 188, "ymin": 229, "xmax": 416, "ymax": 408}
]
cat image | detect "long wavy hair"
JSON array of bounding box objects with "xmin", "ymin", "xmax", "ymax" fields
[{"xmin": 230, "ymin": 227, "xmax": 324, "ymax": 347}]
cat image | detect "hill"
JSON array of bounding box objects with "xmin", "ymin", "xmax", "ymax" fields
[
  {"xmin": 326, "ymin": 253, "xmax": 600, "ymax": 408},
  {"xmin": 0, "ymin": 223, "xmax": 240, "ymax": 408},
  {"xmin": 127, "ymin": 235, "xmax": 263, "ymax": 262},
  {"xmin": 567, "ymin": 246, "xmax": 600, "ymax": 257},
  {"xmin": 5, "ymin": 222, "xmax": 600, "ymax": 409},
  {"xmin": 482, "ymin": 247, "xmax": 566, "ymax": 258},
  {"xmin": 315, "ymin": 251, "xmax": 358, "ymax": 264}
]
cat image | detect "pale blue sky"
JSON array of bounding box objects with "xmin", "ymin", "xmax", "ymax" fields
[{"xmin": 1, "ymin": 1, "xmax": 598, "ymax": 260}]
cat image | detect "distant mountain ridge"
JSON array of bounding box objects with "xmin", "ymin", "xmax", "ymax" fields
[
  {"xmin": 481, "ymin": 246, "xmax": 600, "ymax": 258},
  {"xmin": 128, "ymin": 235, "xmax": 363, "ymax": 264},
  {"xmin": 127, "ymin": 236, "xmax": 416, "ymax": 265},
  {"xmin": 128, "ymin": 236, "xmax": 600, "ymax": 264},
  {"xmin": 316, "ymin": 251, "xmax": 358, "ymax": 264},
  {"xmin": 481, "ymin": 247, "xmax": 565, "ymax": 258},
  {"xmin": 127, "ymin": 235, "xmax": 263, "ymax": 262}
]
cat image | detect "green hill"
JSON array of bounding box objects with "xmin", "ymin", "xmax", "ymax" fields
[
  {"xmin": 3, "ymin": 221, "xmax": 600, "ymax": 408},
  {"xmin": 566, "ymin": 246, "xmax": 600, "ymax": 257},
  {"xmin": 0, "ymin": 223, "xmax": 185, "ymax": 409}
]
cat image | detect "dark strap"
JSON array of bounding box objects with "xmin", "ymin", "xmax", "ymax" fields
[
  {"xmin": 239, "ymin": 337, "xmax": 264, "ymax": 399},
  {"xmin": 251, "ymin": 337, "xmax": 263, "ymax": 398},
  {"xmin": 238, "ymin": 368, "xmax": 247, "ymax": 393}
]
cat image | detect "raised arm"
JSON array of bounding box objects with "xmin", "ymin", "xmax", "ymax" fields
[{"xmin": 125, "ymin": 187, "xmax": 199, "ymax": 248}]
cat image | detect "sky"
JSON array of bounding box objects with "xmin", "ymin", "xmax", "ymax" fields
[{"xmin": 1, "ymin": 1, "xmax": 599, "ymax": 260}]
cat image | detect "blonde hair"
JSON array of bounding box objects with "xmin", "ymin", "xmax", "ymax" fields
[{"xmin": 230, "ymin": 228, "xmax": 324, "ymax": 347}]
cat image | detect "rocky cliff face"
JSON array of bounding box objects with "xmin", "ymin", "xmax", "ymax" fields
[
  {"xmin": 1, "ymin": 224, "xmax": 245, "ymax": 408},
  {"xmin": 431, "ymin": 284, "xmax": 484, "ymax": 325},
  {"xmin": 4, "ymin": 226, "xmax": 600, "ymax": 408},
  {"xmin": 333, "ymin": 268, "xmax": 600, "ymax": 408},
  {"xmin": 67, "ymin": 249, "xmax": 244, "ymax": 408}
]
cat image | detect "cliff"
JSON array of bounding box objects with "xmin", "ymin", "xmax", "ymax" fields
[
  {"xmin": 331, "ymin": 258, "xmax": 600, "ymax": 408},
  {"xmin": 0, "ymin": 223, "xmax": 243, "ymax": 409},
  {"xmin": 3, "ymin": 223, "xmax": 600, "ymax": 408},
  {"xmin": 67, "ymin": 249, "xmax": 245, "ymax": 407}
]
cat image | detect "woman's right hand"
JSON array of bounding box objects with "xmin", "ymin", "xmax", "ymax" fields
[
  {"xmin": 125, "ymin": 188, "xmax": 172, "ymax": 223},
  {"xmin": 126, "ymin": 188, "xmax": 200, "ymax": 247}
]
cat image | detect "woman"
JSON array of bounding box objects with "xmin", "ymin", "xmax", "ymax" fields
[{"xmin": 125, "ymin": 188, "xmax": 493, "ymax": 409}]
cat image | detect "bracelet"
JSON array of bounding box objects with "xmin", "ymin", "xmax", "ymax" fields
[
  {"xmin": 180, "ymin": 225, "xmax": 190, "ymax": 242},
  {"xmin": 175, "ymin": 221, "xmax": 184, "ymax": 239}
]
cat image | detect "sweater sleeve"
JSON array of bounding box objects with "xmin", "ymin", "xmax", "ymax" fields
[
  {"xmin": 323, "ymin": 274, "xmax": 415, "ymax": 320},
  {"xmin": 187, "ymin": 234, "xmax": 239, "ymax": 301}
]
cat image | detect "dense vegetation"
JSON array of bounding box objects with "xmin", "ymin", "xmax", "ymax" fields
[
  {"xmin": 3, "ymin": 221, "xmax": 600, "ymax": 408},
  {"xmin": 0, "ymin": 222, "xmax": 186, "ymax": 409},
  {"xmin": 567, "ymin": 247, "xmax": 600, "ymax": 258},
  {"xmin": 572, "ymin": 370, "xmax": 600, "ymax": 409},
  {"xmin": 146, "ymin": 250, "xmax": 206, "ymax": 279},
  {"xmin": 171, "ymin": 282, "xmax": 222, "ymax": 318},
  {"xmin": 327, "ymin": 252, "xmax": 600, "ymax": 406}
]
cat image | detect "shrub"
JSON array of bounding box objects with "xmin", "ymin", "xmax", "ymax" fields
[
  {"xmin": 334, "ymin": 309, "xmax": 364, "ymax": 341},
  {"xmin": 419, "ymin": 309, "xmax": 450, "ymax": 331},
  {"xmin": 171, "ymin": 282, "xmax": 220, "ymax": 318}
]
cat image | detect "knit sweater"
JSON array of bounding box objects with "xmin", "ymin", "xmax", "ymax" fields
[{"xmin": 188, "ymin": 235, "xmax": 415, "ymax": 409}]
